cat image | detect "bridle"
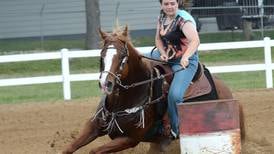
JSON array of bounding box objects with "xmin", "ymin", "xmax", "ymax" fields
[
  {"xmin": 100, "ymin": 41, "xmax": 128, "ymax": 71},
  {"xmin": 99, "ymin": 39, "xmax": 130, "ymax": 92}
]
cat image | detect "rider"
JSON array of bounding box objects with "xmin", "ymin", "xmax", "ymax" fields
[{"xmin": 146, "ymin": 0, "xmax": 200, "ymax": 139}]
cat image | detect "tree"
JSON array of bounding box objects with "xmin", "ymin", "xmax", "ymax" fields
[
  {"xmin": 181, "ymin": 0, "xmax": 193, "ymax": 8},
  {"xmin": 85, "ymin": 0, "xmax": 101, "ymax": 49}
]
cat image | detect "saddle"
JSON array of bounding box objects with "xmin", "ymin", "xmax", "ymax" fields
[{"xmin": 153, "ymin": 62, "xmax": 215, "ymax": 101}]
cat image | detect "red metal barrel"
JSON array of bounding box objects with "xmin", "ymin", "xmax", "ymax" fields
[{"xmin": 177, "ymin": 99, "xmax": 241, "ymax": 154}]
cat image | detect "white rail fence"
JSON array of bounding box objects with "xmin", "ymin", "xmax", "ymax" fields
[{"xmin": 0, "ymin": 37, "xmax": 273, "ymax": 100}]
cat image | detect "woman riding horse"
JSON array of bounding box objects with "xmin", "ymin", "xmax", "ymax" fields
[
  {"xmin": 62, "ymin": 25, "xmax": 244, "ymax": 154},
  {"xmin": 146, "ymin": 0, "xmax": 200, "ymax": 139}
]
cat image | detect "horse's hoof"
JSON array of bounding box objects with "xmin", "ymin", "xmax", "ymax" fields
[{"xmin": 159, "ymin": 137, "xmax": 172, "ymax": 152}]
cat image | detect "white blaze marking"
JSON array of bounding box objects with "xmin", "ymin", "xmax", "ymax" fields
[{"xmin": 100, "ymin": 47, "xmax": 117, "ymax": 86}]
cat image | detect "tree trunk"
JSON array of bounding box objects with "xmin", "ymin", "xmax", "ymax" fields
[
  {"xmin": 182, "ymin": 0, "xmax": 193, "ymax": 9},
  {"xmin": 85, "ymin": 0, "xmax": 101, "ymax": 49},
  {"xmin": 243, "ymin": 19, "xmax": 253, "ymax": 40}
]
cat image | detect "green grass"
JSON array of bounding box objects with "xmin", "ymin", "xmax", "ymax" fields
[
  {"xmin": 131, "ymin": 30, "xmax": 274, "ymax": 45},
  {"xmin": 0, "ymin": 71, "xmax": 271, "ymax": 104},
  {"xmin": 199, "ymin": 48, "xmax": 266, "ymax": 66},
  {"xmin": 0, "ymin": 39, "xmax": 85, "ymax": 53},
  {"xmin": 215, "ymin": 71, "xmax": 267, "ymax": 90},
  {"xmin": 199, "ymin": 30, "xmax": 274, "ymax": 43},
  {"xmin": 0, "ymin": 81, "xmax": 101, "ymax": 104},
  {"xmin": 0, "ymin": 48, "xmax": 269, "ymax": 79},
  {"xmin": 0, "ymin": 57, "xmax": 100, "ymax": 79},
  {"xmin": 0, "ymin": 31, "xmax": 274, "ymax": 104},
  {"xmin": 0, "ymin": 83, "xmax": 63, "ymax": 104},
  {"xmin": 1, "ymin": 30, "xmax": 273, "ymax": 54}
]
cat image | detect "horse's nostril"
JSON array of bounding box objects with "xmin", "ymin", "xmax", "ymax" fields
[
  {"xmin": 106, "ymin": 81, "xmax": 112, "ymax": 87},
  {"xmin": 106, "ymin": 81, "xmax": 114, "ymax": 92}
]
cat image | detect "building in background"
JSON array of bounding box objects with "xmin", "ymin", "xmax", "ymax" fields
[
  {"xmin": 0, "ymin": 0, "xmax": 86, "ymax": 39},
  {"xmin": 0, "ymin": 0, "xmax": 273, "ymax": 39},
  {"xmin": 0, "ymin": 0, "xmax": 159, "ymax": 39}
]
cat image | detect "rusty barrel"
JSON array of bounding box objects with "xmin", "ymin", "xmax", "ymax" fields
[{"xmin": 177, "ymin": 99, "xmax": 241, "ymax": 154}]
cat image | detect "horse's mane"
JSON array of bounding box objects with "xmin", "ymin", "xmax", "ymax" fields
[
  {"xmin": 99, "ymin": 26, "xmax": 131, "ymax": 48},
  {"xmin": 113, "ymin": 26, "xmax": 131, "ymax": 43}
]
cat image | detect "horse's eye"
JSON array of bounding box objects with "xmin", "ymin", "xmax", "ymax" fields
[
  {"xmin": 121, "ymin": 56, "xmax": 127, "ymax": 64},
  {"xmin": 119, "ymin": 56, "xmax": 128, "ymax": 71}
]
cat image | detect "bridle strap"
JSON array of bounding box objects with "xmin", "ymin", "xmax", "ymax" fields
[
  {"xmin": 100, "ymin": 70, "xmax": 122, "ymax": 83},
  {"xmin": 115, "ymin": 67, "xmax": 184, "ymax": 89},
  {"xmin": 140, "ymin": 55, "xmax": 181, "ymax": 65}
]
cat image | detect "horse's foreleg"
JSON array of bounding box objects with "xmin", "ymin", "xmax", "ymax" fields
[
  {"xmin": 63, "ymin": 119, "xmax": 103, "ymax": 154},
  {"xmin": 89, "ymin": 137, "xmax": 139, "ymax": 154}
]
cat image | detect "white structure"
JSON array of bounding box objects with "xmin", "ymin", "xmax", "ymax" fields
[{"xmin": 0, "ymin": 37, "xmax": 273, "ymax": 100}]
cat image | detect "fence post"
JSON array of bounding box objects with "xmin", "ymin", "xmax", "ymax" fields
[
  {"xmin": 61, "ymin": 48, "xmax": 71, "ymax": 100},
  {"xmin": 264, "ymin": 37, "xmax": 273, "ymax": 88}
]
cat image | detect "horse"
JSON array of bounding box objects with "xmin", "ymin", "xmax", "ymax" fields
[{"xmin": 62, "ymin": 26, "xmax": 245, "ymax": 154}]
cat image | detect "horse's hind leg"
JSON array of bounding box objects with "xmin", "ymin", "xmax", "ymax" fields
[
  {"xmin": 213, "ymin": 76, "xmax": 246, "ymax": 141},
  {"xmin": 212, "ymin": 76, "xmax": 233, "ymax": 99},
  {"xmin": 89, "ymin": 137, "xmax": 139, "ymax": 154},
  {"xmin": 62, "ymin": 119, "xmax": 103, "ymax": 154}
]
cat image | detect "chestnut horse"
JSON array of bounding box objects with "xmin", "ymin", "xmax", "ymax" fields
[{"xmin": 62, "ymin": 26, "xmax": 245, "ymax": 154}]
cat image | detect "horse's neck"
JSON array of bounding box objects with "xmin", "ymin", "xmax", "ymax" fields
[{"xmin": 127, "ymin": 45, "xmax": 151, "ymax": 81}]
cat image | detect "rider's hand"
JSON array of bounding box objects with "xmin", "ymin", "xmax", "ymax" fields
[
  {"xmin": 180, "ymin": 56, "xmax": 189, "ymax": 68},
  {"xmin": 160, "ymin": 54, "xmax": 169, "ymax": 62}
]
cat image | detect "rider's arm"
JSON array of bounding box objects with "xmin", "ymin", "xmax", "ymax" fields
[{"xmin": 180, "ymin": 21, "xmax": 200, "ymax": 67}]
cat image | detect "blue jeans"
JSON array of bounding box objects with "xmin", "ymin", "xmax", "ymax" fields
[{"xmin": 144, "ymin": 50, "xmax": 199, "ymax": 136}]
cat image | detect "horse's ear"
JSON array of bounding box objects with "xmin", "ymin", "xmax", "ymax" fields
[
  {"xmin": 122, "ymin": 25, "xmax": 128, "ymax": 37},
  {"xmin": 98, "ymin": 28, "xmax": 108, "ymax": 40}
]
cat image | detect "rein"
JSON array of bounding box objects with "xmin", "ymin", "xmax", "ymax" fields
[
  {"xmin": 100, "ymin": 55, "xmax": 183, "ymax": 90},
  {"xmin": 116, "ymin": 67, "xmax": 183, "ymax": 89},
  {"xmin": 114, "ymin": 55, "xmax": 183, "ymax": 90},
  {"xmin": 140, "ymin": 55, "xmax": 181, "ymax": 65}
]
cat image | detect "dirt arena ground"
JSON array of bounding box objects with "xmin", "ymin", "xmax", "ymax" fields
[{"xmin": 0, "ymin": 89, "xmax": 273, "ymax": 154}]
